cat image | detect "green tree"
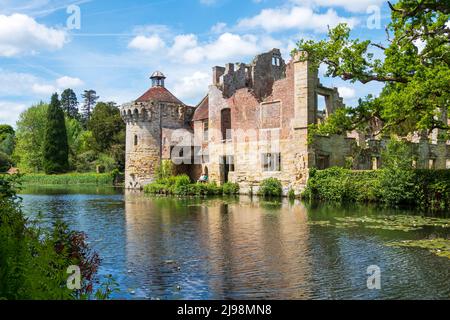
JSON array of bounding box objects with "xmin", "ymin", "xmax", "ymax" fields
[
  {"xmin": 88, "ymin": 102, "xmax": 125, "ymax": 151},
  {"xmin": 65, "ymin": 116, "xmax": 84, "ymax": 170},
  {"xmin": 81, "ymin": 90, "xmax": 99, "ymax": 124},
  {"xmin": 60, "ymin": 88, "xmax": 79, "ymax": 119},
  {"xmin": 43, "ymin": 93, "xmax": 69, "ymax": 174},
  {"xmin": 379, "ymin": 138, "xmax": 415, "ymax": 205},
  {"xmin": 14, "ymin": 102, "xmax": 48, "ymax": 172},
  {"xmin": 294, "ymin": 0, "xmax": 450, "ymax": 138},
  {"xmin": 0, "ymin": 124, "xmax": 15, "ymax": 156}
]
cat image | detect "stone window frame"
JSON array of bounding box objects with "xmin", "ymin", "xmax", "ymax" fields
[
  {"xmin": 203, "ymin": 120, "xmax": 209, "ymax": 142},
  {"xmin": 261, "ymin": 153, "xmax": 281, "ymax": 172},
  {"xmin": 272, "ymin": 55, "xmax": 281, "ymax": 67},
  {"xmin": 220, "ymin": 108, "xmax": 232, "ymax": 143},
  {"xmin": 220, "ymin": 155, "xmax": 235, "ymax": 172}
]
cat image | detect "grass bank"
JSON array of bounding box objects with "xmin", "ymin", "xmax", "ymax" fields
[
  {"xmin": 18, "ymin": 172, "xmax": 118, "ymax": 186},
  {"xmin": 303, "ymin": 167, "xmax": 450, "ymax": 210},
  {"xmin": 144, "ymin": 174, "xmax": 240, "ymax": 196}
]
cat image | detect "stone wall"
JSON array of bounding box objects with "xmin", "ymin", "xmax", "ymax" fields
[{"xmin": 121, "ymin": 101, "xmax": 194, "ymax": 189}]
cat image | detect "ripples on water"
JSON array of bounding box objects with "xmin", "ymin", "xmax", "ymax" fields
[{"xmin": 20, "ymin": 186, "xmax": 450, "ymax": 300}]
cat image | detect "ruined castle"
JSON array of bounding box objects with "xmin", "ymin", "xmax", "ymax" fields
[{"xmin": 121, "ymin": 49, "xmax": 450, "ymax": 194}]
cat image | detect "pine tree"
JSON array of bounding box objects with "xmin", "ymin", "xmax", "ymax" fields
[
  {"xmin": 81, "ymin": 90, "xmax": 99, "ymax": 124},
  {"xmin": 43, "ymin": 93, "xmax": 69, "ymax": 174},
  {"xmin": 60, "ymin": 88, "xmax": 79, "ymax": 119}
]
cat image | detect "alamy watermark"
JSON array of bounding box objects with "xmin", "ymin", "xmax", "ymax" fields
[
  {"xmin": 67, "ymin": 265, "xmax": 81, "ymax": 290},
  {"xmin": 367, "ymin": 265, "xmax": 381, "ymax": 290}
]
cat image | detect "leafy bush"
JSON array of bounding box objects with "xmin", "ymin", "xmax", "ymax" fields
[
  {"xmin": 222, "ymin": 182, "xmax": 240, "ymax": 195},
  {"xmin": 144, "ymin": 175, "xmax": 226, "ymax": 196},
  {"xmin": 378, "ymin": 138, "xmax": 415, "ymax": 205},
  {"xmin": 0, "ymin": 151, "xmax": 12, "ymax": 173},
  {"xmin": 303, "ymin": 167, "xmax": 380, "ymax": 203},
  {"xmin": 288, "ymin": 189, "xmax": 296, "ymax": 200},
  {"xmin": 303, "ymin": 166, "xmax": 450, "ymax": 211},
  {"xmin": 258, "ymin": 178, "xmax": 283, "ymax": 197},
  {"xmin": 0, "ymin": 175, "xmax": 108, "ymax": 300}
]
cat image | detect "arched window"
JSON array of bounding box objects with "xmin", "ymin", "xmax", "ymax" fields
[{"xmin": 134, "ymin": 135, "xmax": 138, "ymax": 146}]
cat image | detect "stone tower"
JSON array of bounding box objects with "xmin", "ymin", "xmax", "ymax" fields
[{"xmin": 121, "ymin": 71, "xmax": 193, "ymax": 189}]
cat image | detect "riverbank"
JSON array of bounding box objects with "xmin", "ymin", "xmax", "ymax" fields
[
  {"xmin": 303, "ymin": 167, "xmax": 450, "ymax": 210},
  {"xmin": 17, "ymin": 172, "xmax": 121, "ymax": 186}
]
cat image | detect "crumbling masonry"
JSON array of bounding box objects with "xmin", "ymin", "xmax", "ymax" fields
[{"xmin": 121, "ymin": 49, "xmax": 450, "ymax": 194}]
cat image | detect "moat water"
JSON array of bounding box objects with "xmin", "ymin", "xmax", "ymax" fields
[{"xmin": 20, "ymin": 185, "xmax": 450, "ymax": 300}]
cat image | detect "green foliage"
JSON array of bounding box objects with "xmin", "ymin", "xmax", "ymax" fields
[
  {"xmin": 378, "ymin": 139, "xmax": 415, "ymax": 205},
  {"xmin": 60, "ymin": 89, "xmax": 79, "ymax": 119},
  {"xmin": 20, "ymin": 173, "xmax": 114, "ymax": 185},
  {"xmin": 304, "ymin": 165, "xmax": 450, "ymax": 211},
  {"xmin": 258, "ymin": 178, "xmax": 283, "ymax": 197},
  {"xmin": 14, "ymin": 102, "xmax": 48, "ymax": 172},
  {"xmin": 222, "ymin": 182, "xmax": 240, "ymax": 195},
  {"xmin": 43, "ymin": 94, "xmax": 69, "ymax": 174},
  {"xmin": 81, "ymin": 90, "xmax": 99, "ymax": 125},
  {"xmin": 0, "ymin": 151, "xmax": 12, "ymax": 172},
  {"xmin": 88, "ymin": 102, "xmax": 125, "ymax": 153},
  {"xmin": 0, "ymin": 175, "xmax": 103, "ymax": 299},
  {"xmin": 144, "ymin": 175, "xmax": 229, "ymax": 196},
  {"xmin": 156, "ymin": 160, "xmax": 175, "ymax": 179},
  {"xmin": 0, "ymin": 125, "xmax": 15, "ymax": 156},
  {"xmin": 288, "ymin": 188, "xmax": 296, "ymax": 200},
  {"xmin": 303, "ymin": 167, "xmax": 380, "ymax": 203},
  {"xmin": 295, "ymin": 2, "xmax": 450, "ymax": 137}
]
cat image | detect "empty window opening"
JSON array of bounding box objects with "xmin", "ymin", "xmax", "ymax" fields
[
  {"xmin": 372, "ymin": 157, "xmax": 380, "ymax": 170},
  {"xmin": 316, "ymin": 154, "xmax": 330, "ymax": 170},
  {"xmin": 272, "ymin": 56, "xmax": 281, "ymax": 67},
  {"xmin": 262, "ymin": 153, "xmax": 281, "ymax": 172},
  {"xmin": 221, "ymin": 108, "xmax": 232, "ymax": 141},
  {"xmin": 134, "ymin": 135, "xmax": 138, "ymax": 146},
  {"xmin": 203, "ymin": 120, "xmax": 209, "ymax": 142},
  {"xmin": 429, "ymin": 159, "xmax": 436, "ymax": 169}
]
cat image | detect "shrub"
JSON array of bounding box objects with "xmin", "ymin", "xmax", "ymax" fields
[
  {"xmin": 0, "ymin": 175, "xmax": 106, "ymax": 300},
  {"xmin": 144, "ymin": 175, "xmax": 225, "ymax": 197},
  {"xmin": 378, "ymin": 138, "xmax": 415, "ymax": 205},
  {"xmin": 0, "ymin": 151, "xmax": 12, "ymax": 173},
  {"xmin": 303, "ymin": 167, "xmax": 380, "ymax": 203},
  {"xmin": 288, "ymin": 188, "xmax": 296, "ymax": 200},
  {"xmin": 222, "ymin": 182, "xmax": 240, "ymax": 195},
  {"xmin": 258, "ymin": 178, "xmax": 283, "ymax": 197}
]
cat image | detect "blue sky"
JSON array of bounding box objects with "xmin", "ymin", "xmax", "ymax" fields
[{"xmin": 0, "ymin": 0, "xmax": 393, "ymax": 126}]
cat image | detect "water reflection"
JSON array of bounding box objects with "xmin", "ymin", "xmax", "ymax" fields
[
  {"xmin": 123, "ymin": 193, "xmax": 313, "ymax": 299},
  {"xmin": 20, "ymin": 188, "xmax": 450, "ymax": 300}
]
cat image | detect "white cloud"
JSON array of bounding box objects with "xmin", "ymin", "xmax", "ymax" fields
[
  {"xmin": 0, "ymin": 13, "xmax": 67, "ymax": 57},
  {"xmin": 169, "ymin": 34, "xmax": 198, "ymax": 57},
  {"xmin": 56, "ymin": 76, "xmax": 84, "ymax": 88},
  {"xmin": 173, "ymin": 71, "xmax": 210, "ymax": 102},
  {"xmin": 0, "ymin": 101, "xmax": 27, "ymax": 126},
  {"xmin": 338, "ymin": 86, "xmax": 356, "ymax": 99},
  {"xmin": 293, "ymin": 0, "xmax": 385, "ymax": 13},
  {"xmin": 128, "ymin": 35, "xmax": 166, "ymax": 52},
  {"xmin": 177, "ymin": 33, "xmax": 279, "ymax": 64},
  {"xmin": 0, "ymin": 70, "xmax": 84, "ymax": 97},
  {"xmin": 32, "ymin": 83, "xmax": 57, "ymax": 95},
  {"xmin": 237, "ymin": 6, "xmax": 359, "ymax": 33},
  {"xmin": 211, "ymin": 22, "xmax": 227, "ymax": 34}
]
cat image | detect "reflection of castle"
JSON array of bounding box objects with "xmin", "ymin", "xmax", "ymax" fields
[
  {"xmin": 121, "ymin": 49, "xmax": 450, "ymax": 193},
  {"xmin": 123, "ymin": 193, "xmax": 313, "ymax": 299}
]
